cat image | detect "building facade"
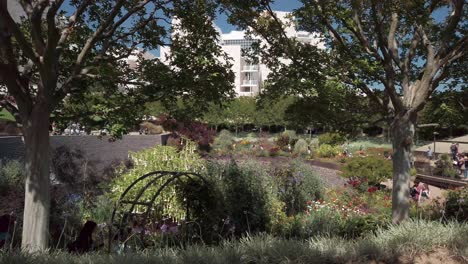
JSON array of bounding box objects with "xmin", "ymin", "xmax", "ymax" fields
[{"xmin": 159, "ymin": 11, "xmax": 324, "ymax": 97}]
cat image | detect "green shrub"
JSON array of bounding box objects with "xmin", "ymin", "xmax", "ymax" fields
[
  {"xmin": 342, "ymin": 156, "xmax": 392, "ymax": 186},
  {"xmin": 316, "ymin": 144, "xmax": 341, "ymax": 158},
  {"xmin": 318, "ymin": 132, "xmax": 346, "ymax": 146},
  {"xmin": 436, "ymin": 153, "xmax": 459, "ymax": 178},
  {"xmin": 0, "ymin": 159, "xmax": 24, "ymax": 194},
  {"xmin": 282, "ymin": 130, "xmax": 297, "ymax": 141},
  {"xmin": 340, "ymin": 214, "xmax": 390, "ymax": 239},
  {"xmin": 109, "ymin": 140, "xmax": 206, "ymax": 219},
  {"xmin": 444, "ymin": 189, "xmax": 468, "ymax": 222},
  {"xmin": 271, "ymin": 162, "xmax": 324, "ymax": 216},
  {"xmin": 308, "ymin": 138, "xmax": 319, "ymax": 149},
  {"xmin": 79, "ymin": 195, "xmax": 114, "ymax": 224},
  {"xmin": 293, "ymin": 139, "xmax": 309, "ymax": 155},
  {"xmin": 206, "ymin": 160, "xmax": 271, "ymax": 235},
  {"xmin": 442, "ymin": 167, "xmax": 459, "ymax": 178},
  {"xmin": 246, "ymin": 132, "xmax": 257, "ymax": 138},
  {"xmin": 214, "ymin": 129, "xmax": 234, "ymax": 152}
]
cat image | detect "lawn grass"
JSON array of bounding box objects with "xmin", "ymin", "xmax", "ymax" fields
[{"xmin": 1, "ymin": 220, "xmax": 466, "ymax": 264}]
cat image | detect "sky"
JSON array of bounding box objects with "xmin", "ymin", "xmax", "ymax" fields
[{"xmin": 215, "ymin": 0, "xmax": 302, "ymax": 33}]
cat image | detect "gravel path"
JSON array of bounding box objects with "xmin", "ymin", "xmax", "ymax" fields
[{"xmin": 308, "ymin": 165, "xmax": 345, "ymax": 188}]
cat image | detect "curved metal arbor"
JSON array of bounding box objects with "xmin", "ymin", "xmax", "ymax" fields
[{"xmin": 107, "ymin": 171, "xmax": 208, "ymax": 251}]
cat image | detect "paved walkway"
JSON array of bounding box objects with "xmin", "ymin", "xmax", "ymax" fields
[{"xmin": 415, "ymin": 134, "xmax": 468, "ymax": 154}]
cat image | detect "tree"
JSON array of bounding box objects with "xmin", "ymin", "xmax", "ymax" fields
[
  {"xmin": 221, "ymin": 0, "xmax": 467, "ymax": 223},
  {"xmin": 203, "ymin": 102, "xmax": 228, "ymax": 130},
  {"xmin": 418, "ymin": 88, "xmax": 467, "ymax": 138},
  {"xmin": 0, "ymin": 0, "xmax": 232, "ymax": 251},
  {"xmin": 225, "ymin": 96, "xmax": 256, "ymax": 135}
]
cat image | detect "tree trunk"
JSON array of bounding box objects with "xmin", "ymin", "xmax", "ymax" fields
[
  {"xmin": 21, "ymin": 103, "xmax": 51, "ymax": 252},
  {"xmin": 391, "ymin": 114, "xmax": 416, "ymax": 224}
]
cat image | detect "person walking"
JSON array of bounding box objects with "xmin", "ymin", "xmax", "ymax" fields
[
  {"xmin": 450, "ymin": 143, "xmax": 458, "ymax": 160},
  {"xmin": 426, "ymin": 146, "xmax": 433, "ymax": 160}
]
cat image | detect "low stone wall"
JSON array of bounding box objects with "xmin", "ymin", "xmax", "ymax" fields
[{"xmin": 0, "ymin": 134, "xmax": 169, "ymax": 177}]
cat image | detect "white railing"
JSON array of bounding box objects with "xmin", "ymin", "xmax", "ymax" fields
[
  {"xmin": 242, "ymin": 79, "xmax": 258, "ymax": 86},
  {"xmin": 242, "ymin": 65, "xmax": 258, "ymax": 71}
]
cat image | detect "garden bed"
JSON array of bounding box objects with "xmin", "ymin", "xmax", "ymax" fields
[{"xmin": 208, "ymin": 155, "xmax": 345, "ymax": 188}]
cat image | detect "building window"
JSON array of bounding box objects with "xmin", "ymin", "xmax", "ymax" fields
[
  {"xmin": 245, "ymin": 72, "xmax": 254, "ymax": 80},
  {"xmin": 241, "ymin": 87, "xmax": 251, "ymax": 92},
  {"xmin": 222, "ymin": 39, "xmax": 259, "ymax": 49}
]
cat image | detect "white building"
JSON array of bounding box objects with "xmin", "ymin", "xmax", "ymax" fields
[{"xmin": 159, "ymin": 11, "xmax": 324, "ymax": 97}]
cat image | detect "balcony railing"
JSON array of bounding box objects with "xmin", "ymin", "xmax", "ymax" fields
[
  {"xmin": 242, "ymin": 79, "xmax": 258, "ymax": 86},
  {"xmin": 242, "ymin": 65, "xmax": 258, "ymax": 71}
]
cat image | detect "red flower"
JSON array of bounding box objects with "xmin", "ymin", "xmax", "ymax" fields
[
  {"xmin": 367, "ymin": 186, "xmax": 378, "ymax": 193},
  {"xmin": 307, "ymin": 200, "xmax": 312, "ymax": 205}
]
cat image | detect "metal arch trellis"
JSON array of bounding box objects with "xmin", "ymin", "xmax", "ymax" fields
[{"xmin": 107, "ymin": 171, "xmax": 208, "ymax": 252}]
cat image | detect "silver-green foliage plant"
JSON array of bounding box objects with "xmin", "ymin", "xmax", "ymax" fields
[
  {"xmin": 294, "ymin": 139, "xmax": 309, "ymax": 155},
  {"xmin": 282, "ymin": 130, "xmax": 298, "ymax": 146},
  {"xmin": 0, "ymin": 159, "xmax": 24, "ymax": 194},
  {"xmin": 214, "ymin": 129, "xmax": 234, "ymax": 153},
  {"xmin": 109, "ymin": 140, "xmax": 205, "ymax": 220}
]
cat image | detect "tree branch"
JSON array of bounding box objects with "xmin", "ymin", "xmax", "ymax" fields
[
  {"xmin": 101, "ymin": 0, "xmax": 152, "ymax": 39},
  {"xmin": 348, "ymin": 8, "xmax": 382, "ymax": 61},
  {"xmin": 27, "ymin": 2, "xmax": 48, "ymax": 55},
  {"xmin": 438, "ymin": 36, "xmax": 467, "ymax": 67},
  {"xmin": 57, "ymin": 0, "xmax": 93, "ymax": 47},
  {"xmin": 438, "ymin": 0, "xmax": 464, "ymax": 56},
  {"xmin": 0, "ymin": 4, "xmax": 40, "ymax": 64},
  {"xmin": 402, "ymin": 29, "xmax": 419, "ymax": 93},
  {"xmin": 387, "ymin": 12, "xmax": 401, "ymax": 69}
]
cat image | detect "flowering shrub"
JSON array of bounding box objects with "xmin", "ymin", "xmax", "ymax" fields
[
  {"xmin": 306, "ymin": 198, "xmax": 366, "ymax": 217},
  {"xmin": 239, "ymin": 139, "xmax": 251, "ymax": 145}
]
